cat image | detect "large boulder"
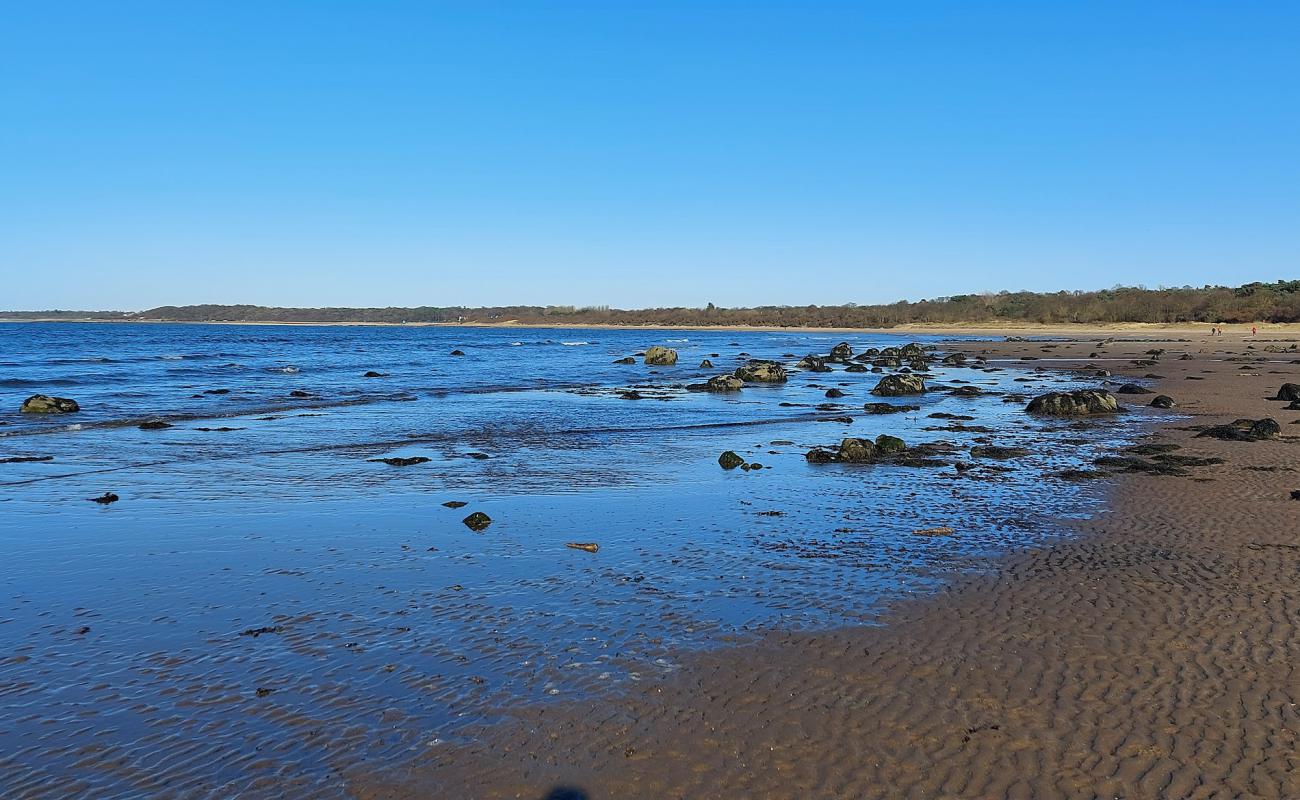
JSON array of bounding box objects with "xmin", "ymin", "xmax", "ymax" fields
[
  {"xmin": 1275, "ymin": 383, "xmax": 1300, "ymax": 402},
  {"xmin": 871, "ymin": 374, "xmax": 927, "ymax": 396},
  {"xmin": 644, "ymin": 346, "xmax": 678, "ymax": 366},
  {"xmin": 21, "ymin": 395, "xmax": 80, "ymax": 414},
  {"xmin": 899, "ymin": 342, "xmax": 927, "ymax": 358},
  {"xmin": 718, "ymin": 450, "xmax": 745, "ymax": 469},
  {"xmin": 829, "ymin": 342, "xmax": 853, "ymax": 360},
  {"xmin": 734, "ymin": 360, "xmax": 788, "ymax": 383},
  {"xmin": 1026, "ymin": 390, "xmax": 1119, "ymax": 416},
  {"xmin": 873, "ymin": 434, "xmax": 907, "ymax": 455}
]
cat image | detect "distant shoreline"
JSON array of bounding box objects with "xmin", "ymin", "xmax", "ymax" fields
[{"xmin": 2, "ymin": 317, "xmax": 1298, "ymax": 337}]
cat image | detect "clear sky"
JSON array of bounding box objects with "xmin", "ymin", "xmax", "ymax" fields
[{"xmin": 2, "ymin": 2, "xmax": 1297, "ymax": 310}]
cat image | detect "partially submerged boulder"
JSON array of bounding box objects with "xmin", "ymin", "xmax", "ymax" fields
[
  {"xmin": 699, "ymin": 359, "xmax": 714, "ymax": 369},
  {"xmin": 874, "ymin": 434, "xmax": 907, "ymax": 456},
  {"xmin": 864, "ymin": 402, "xmax": 919, "ymax": 414},
  {"xmin": 644, "ymin": 346, "xmax": 678, "ymax": 366},
  {"xmin": 837, "ymin": 437, "xmax": 875, "ymax": 463},
  {"xmin": 1026, "ymin": 390, "xmax": 1119, "ymax": 416},
  {"xmin": 1149, "ymin": 395, "xmax": 1175, "ymax": 409},
  {"xmin": 871, "ymin": 374, "xmax": 926, "ymax": 396},
  {"xmin": 796, "ymin": 355, "xmax": 832, "ymax": 372},
  {"xmin": 1116, "ymin": 383, "xmax": 1154, "ymax": 395},
  {"xmin": 829, "ymin": 342, "xmax": 853, "ymax": 361},
  {"xmin": 718, "ymin": 450, "xmax": 745, "ymax": 469},
  {"xmin": 688, "ymin": 374, "xmax": 744, "ymax": 393},
  {"xmin": 21, "ymin": 395, "xmax": 79, "ymax": 414},
  {"xmin": 462, "ymin": 511, "xmax": 492, "ymax": 531},
  {"xmin": 734, "ymin": 360, "xmax": 788, "ymax": 383}
]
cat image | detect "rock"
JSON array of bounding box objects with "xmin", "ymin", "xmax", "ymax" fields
[
  {"xmin": 718, "ymin": 451, "xmax": 745, "ymax": 470},
  {"xmin": 734, "ymin": 360, "xmax": 788, "ymax": 383},
  {"xmin": 1149, "ymin": 395, "xmax": 1175, "ymax": 409},
  {"xmin": 941, "ymin": 353, "xmax": 967, "ymax": 366},
  {"xmin": 644, "ymin": 346, "xmax": 678, "ymax": 366},
  {"xmin": 1274, "ymin": 383, "xmax": 1300, "ymax": 402},
  {"xmin": 289, "ymin": 390, "xmax": 315, "ymax": 398},
  {"xmin": 363, "ymin": 371, "xmax": 387, "ymax": 378},
  {"xmin": 804, "ymin": 448, "xmax": 838, "ymax": 464},
  {"xmin": 864, "ymin": 402, "xmax": 919, "ymax": 414},
  {"xmin": 1196, "ymin": 418, "xmax": 1281, "ymax": 442},
  {"xmin": 1291, "ymin": 490, "xmax": 1300, "ymax": 501},
  {"xmin": 971, "ymin": 445, "xmax": 1030, "ymax": 460},
  {"xmin": 0, "ymin": 455, "xmax": 53, "ymax": 463},
  {"xmin": 442, "ymin": 500, "xmax": 467, "ymax": 508},
  {"xmin": 870, "ymin": 374, "xmax": 926, "ymax": 396},
  {"xmin": 462, "ymin": 512, "xmax": 492, "ymax": 531},
  {"xmin": 90, "ymin": 492, "xmax": 119, "ymax": 504},
  {"xmin": 1116, "ymin": 383, "xmax": 1154, "ymax": 394},
  {"xmin": 369, "ymin": 456, "xmax": 432, "ymax": 466},
  {"xmin": 614, "ymin": 356, "xmax": 636, "ymax": 364},
  {"xmin": 845, "ymin": 363, "xmax": 868, "ymax": 373},
  {"xmin": 688, "ymin": 374, "xmax": 744, "ymax": 393},
  {"xmin": 20, "ymin": 395, "xmax": 80, "ymax": 414},
  {"xmin": 899, "ymin": 343, "xmax": 927, "ymax": 358},
  {"xmin": 874, "ymin": 434, "xmax": 907, "ymax": 455},
  {"xmin": 138, "ymin": 419, "xmax": 172, "ymax": 430},
  {"xmin": 796, "ymin": 355, "xmax": 832, "ymax": 372},
  {"xmin": 565, "ymin": 542, "xmax": 600, "ymax": 553},
  {"xmin": 699, "ymin": 359, "xmax": 714, "ymax": 369},
  {"xmin": 872, "ymin": 357, "xmax": 902, "ymax": 368},
  {"xmin": 836, "ymin": 437, "xmax": 875, "ymax": 463},
  {"xmin": 203, "ymin": 388, "xmax": 231, "ymax": 395},
  {"xmin": 830, "ymin": 342, "xmax": 853, "ymax": 360},
  {"xmin": 619, "ymin": 390, "xmax": 643, "ymax": 400},
  {"xmin": 825, "ymin": 388, "xmax": 846, "ymax": 398},
  {"xmin": 950, "ymin": 385, "xmax": 982, "ymax": 397},
  {"xmin": 450, "ymin": 349, "xmax": 465, "ymax": 356},
  {"xmin": 1026, "ymin": 390, "xmax": 1119, "ymax": 416}
]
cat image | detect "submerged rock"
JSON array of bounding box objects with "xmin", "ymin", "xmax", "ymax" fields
[
  {"xmin": 613, "ymin": 356, "xmax": 636, "ymax": 364},
  {"xmin": 825, "ymin": 388, "xmax": 846, "ymax": 398},
  {"xmin": 734, "ymin": 360, "xmax": 788, "ymax": 383},
  {"xmin": 1026, "ymin": 390, "xmax": 1119, "ymax": 416},
  {"xmin": 462, "ymin": 512, "xmax": 492, "ymax": 531},
  {"xmin": 864, "ymin": 402, "xmax": 919, "ymax": 414},
  {"xmin": 1, "ymin": 455, "xmax": 54, "ymax": 464},
  {"xmin": 698, "ymin": 359, "xmax": 714, "ymax": 369},
  {"xmin": 90, "ymin": 492, "xmax": 119, "ymax": 504},
  {"xmin": 971, "ymin": 445, "xmax": 1030, "ymax": 460},
  {"xmin": 21, "ymin": 395, "xmax": 79, "ymax": 414},
  {"xmin": 644, "ymin": 346, "xmax": 678, "ymax": 366},
  {"xmin": 138, "ymin": 419, "xmax": 172, "ymax": 430},
  {"xmin": 870, "ymin": 374, "xmax": 926, "ymax": 396},
  {"xmin": 369, "ymin": 456, "xmax": 432, "ymax": 466},
  {"xmin": 363, "ymin": 371, "xmax": 387, "ymax": 378}
]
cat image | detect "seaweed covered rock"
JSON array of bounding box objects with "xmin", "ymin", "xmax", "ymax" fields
[
  {"xmin": 971, "ymin": 445, "xmax": 1030, "ymax": 460},
  {"xmin": 613, "ymin": 356, "xmax": 636, "ymax": 364},
  {"xmin": 689, "ymin": 374, "xmax": 743, "ymax": 393},
  {"xmin": 1275, "ymin": 383, "xmax": 1300, "ymax": 402},
  {"xmin": 643, "ymin": 346, "xmax": 678, "ymax": 366},
  {"xmin": 462, "ymin": 511, "xmax": 493, "ymax": 531},
  {"xmin": 873, "ymin": 434, "xmax": 907, "ymax": 455},
  {"xmin": 804, "ymin": 447, "xmax": 838, "ymax": 464},
  {"xmin": 870, "ymin": 374, "xmax": 926, "ymax": 396},
  {"xmin": 1149, "ymin": 395, "xmax": 1175, "ymax": 409},
  {"xmin": 941, "ymin": 352, "xmax": 967, "ymax": 366},
  {"xmin": 734, "ymin": 360, "xmax": 788, "ymax": 383},
  {"xmin": 829, "ymin": 342, "xmax": 853, "ymax": 360},
  {"xmin": 1026, "ymin": 389, "xmax": 1119, "ymax": 416},
  {"xmin": 718, "ymin": 450, "xmax": 745, "ymax": 469},
  {"xmin": 1196, "ymin": 418, "xmax": 1281, "ymax": 442},
  {"xmin": 1116, "ymin": 383, "xmax": 1153, "ymax": 395},
  {"xmin": 864, "ymin": 402, "xmax": 919, "ymax": 414},
  {"xmin": 20, "ymin": 395, "xmax": 80, "ymax": 414},
  {"xmin": 899, "ymin": 342, "xmax": 927, "ymax": 358}
]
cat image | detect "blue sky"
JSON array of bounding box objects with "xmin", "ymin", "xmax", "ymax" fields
[{"xmin": 2, "ymin": 2, "xmax": 1296, "ymax": 310}]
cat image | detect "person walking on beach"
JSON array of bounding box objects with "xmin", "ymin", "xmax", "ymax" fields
[{"xmin": 1252, "ymin": 326, "xmax": 1258, "ymax": 336}]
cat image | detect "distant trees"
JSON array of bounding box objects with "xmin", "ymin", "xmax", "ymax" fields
[{"xmin": 4, "ymin": 280, "xmax": 1299, "ymax": 327}]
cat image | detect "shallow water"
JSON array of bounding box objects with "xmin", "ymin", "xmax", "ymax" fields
[{"xmin": 0, "ymin": 323, "xmax": 1157, "ymax": 798}]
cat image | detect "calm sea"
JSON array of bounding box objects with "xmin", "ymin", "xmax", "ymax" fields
[{"xmin": 0, "ymin": 322, "xmax": 1152, "ymax": 798}]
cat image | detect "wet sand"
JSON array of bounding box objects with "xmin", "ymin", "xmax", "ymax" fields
[{"xmin": 354, "ymin": 331, "xmax": 1300, "ymax": 799}]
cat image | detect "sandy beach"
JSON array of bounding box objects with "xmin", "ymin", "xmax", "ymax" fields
[{"xmin": 352, "ymin": 329, "xmax": 1300, "ymax": 799}]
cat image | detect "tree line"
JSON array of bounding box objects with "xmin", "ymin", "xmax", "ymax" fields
[{"xmin": 4, "ymin": 281, "xmax": 1299, "ymax": 327}]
